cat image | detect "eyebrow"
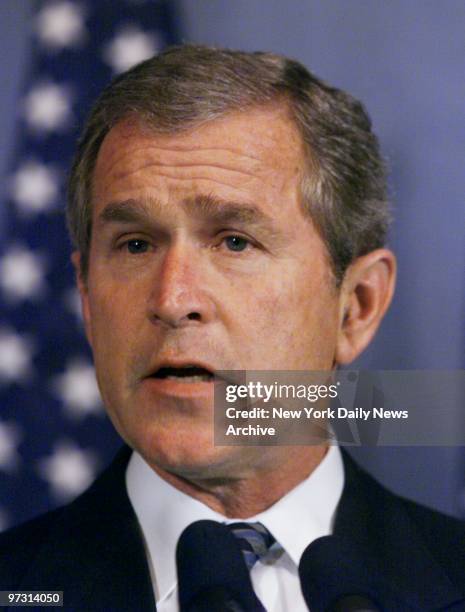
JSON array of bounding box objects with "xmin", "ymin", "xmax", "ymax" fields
[
  {"xmin": 184, "ymin": 194, "xmax": 276, "ymax": 229},
  {"xmin": 97, "ymin": 194, "xmax": 281, "ymax": 237},
  {"xmin": 98, "ymin": 199, "xmax": 155, "ymax": 225}
]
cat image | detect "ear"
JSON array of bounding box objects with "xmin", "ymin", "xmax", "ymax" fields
[
  {"xmin": 71, "ymin": 251, "xmax": 93, "ymax": 348},
  {"xmin": 335, "ymin": 249, "xmax": 396, "ymax": 365}
]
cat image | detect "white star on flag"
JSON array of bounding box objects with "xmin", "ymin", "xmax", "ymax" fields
[
  {"xmin": 0, "ymin": 328, "xmax": 34, "ymax": 385},
  {"xmin": 23, "ymin": 81, "xmax": 73, "ymax": 132},
  {"xmin": 0, "ymin": 245, "xmax": 47, "ymax": 303},
  {"xmin": 10, "ymin": 160, "xmax": 59, "ymax": 215},
  {"xmin": 0, "ymin": 420, "xmax": 22, "ymax": 473},
  {"xmin": 53, "ymin": 359, "xmax": 102, "ymax": 418},
  {"xmin": 35, "ymin": 1, "xmax": 87, "ymax": 50},
  {"xmin": 102, "ymin": 25, "xmax": 161, "ymax": 74},
  {"xmin": 37, "ymin": 440, "xmax": 99, "ymax": 501}
]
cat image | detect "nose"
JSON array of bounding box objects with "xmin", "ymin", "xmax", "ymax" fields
[{"xmin": 147, "ymin": 241, "xmax": 216, "ymax": 328}]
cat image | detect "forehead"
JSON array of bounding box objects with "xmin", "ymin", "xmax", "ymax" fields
[{"xmin": 92, "ymin": 105, "xmax": 307, "ymax": 208}]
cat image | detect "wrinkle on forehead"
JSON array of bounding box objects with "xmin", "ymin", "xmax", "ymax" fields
[
  {"xmin": 109, "ymin": 158, "xmax": 260, "ymax": 182},
  {"xmin": 95, "ymin": 106, "xmax": 304, "ymax": 177},
  {"xmin": 92, "ymin": 106, "xmax": 308, "ymax": 221},
  {"xmin": 93, "ymin": 145, "xmax": 266, "ymax": 203}
]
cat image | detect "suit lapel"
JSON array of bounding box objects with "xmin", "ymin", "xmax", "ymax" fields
[
  {"xmin": 334, "ymin": 450, "xmax": 464, "ymax": 610},
  {"xmin": 18, "ymin": 446, "xmax": 156, "ymax": 611}
]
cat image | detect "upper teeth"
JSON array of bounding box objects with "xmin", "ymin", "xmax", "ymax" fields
[{"xmin": 166, "ymin": 374, "xmax": 211, "ymax": 382}]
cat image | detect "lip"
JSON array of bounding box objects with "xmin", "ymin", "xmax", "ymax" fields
[
  {"xmin": 142, "ymin": 376, "xmax": 215, "ymax": 399},
  {"xmin": 142, "ymin": 359, "xmax": 218, "ymax": 399},
  {"xmin": 148, "ymin": 357, "xmax": 216, "ymax": 376},
  {"xmin": 146, "ymin": 359, "xmax": 217, "ymax": 377}
]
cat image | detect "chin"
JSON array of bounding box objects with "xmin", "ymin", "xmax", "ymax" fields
[{"xmin": 128, "ymin": 421, "xmax": 228, "ymax": 475}]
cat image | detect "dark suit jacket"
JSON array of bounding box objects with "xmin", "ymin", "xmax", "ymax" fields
[{"xmin": 0, "ymin": 446, "xmax": 464, "ymax": 611}]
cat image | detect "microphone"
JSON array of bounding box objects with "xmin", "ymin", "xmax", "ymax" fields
[
  {"xmin": 176, "ymin": 520, "xmax": 264, "ymax": 612},
  {"xmin": 299, "ymin": 536, "xmax": 384, "ymax": 611}
]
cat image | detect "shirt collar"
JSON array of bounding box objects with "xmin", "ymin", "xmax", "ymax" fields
[
  {"xmin": 244, "ymin": 445, "xmax": 344, "ymax": 565},
  {"xmin": 126, "ymin": 445, "xmax": 344, "ymax": 603}
]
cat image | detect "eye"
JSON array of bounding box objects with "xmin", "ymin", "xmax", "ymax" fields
[
  {"xmin": 126, "ymin": 239, "xmax": 150, "ymax": 254},
  {"xmin": 223, "ymin": 235, "xmax": 250, "ymax": 252}
]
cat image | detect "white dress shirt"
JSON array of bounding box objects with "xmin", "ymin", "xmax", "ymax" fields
[{"xmin": 126, "ymin": 446, "xmax": 344, "ymax": 611}]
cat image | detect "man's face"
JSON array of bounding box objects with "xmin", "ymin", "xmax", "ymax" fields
[{"xmin": 77, "ymin": 106, "xmax": 344, "ymax": 479}]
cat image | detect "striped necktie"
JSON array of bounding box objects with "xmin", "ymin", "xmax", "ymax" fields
[{"xmin": 228, "ymin": 522, "xmax": 276, "ymax": 571}]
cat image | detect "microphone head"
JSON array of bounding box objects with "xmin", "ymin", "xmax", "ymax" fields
[
  {"xmin": 176, "ymin": 520, "xmax": 262, "ymax": 612},
  {"xmin": 298, "ymin": 535, "xmax": 385, "ymax": 611}
]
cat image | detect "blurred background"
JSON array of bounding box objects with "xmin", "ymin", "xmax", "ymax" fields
[{"xmin": 0, "ymin": 0, "xmax": 463, "ymax": 530}]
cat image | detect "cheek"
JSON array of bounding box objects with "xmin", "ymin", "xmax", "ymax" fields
[
  {"xmin": 86, "ymin": 280, "xmax": 138, "ymax": 371},
  {"xmin": 228, "ymin": 267, "xmax": 339, "ymax": 368}
]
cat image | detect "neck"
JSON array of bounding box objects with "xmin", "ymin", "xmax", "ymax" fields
[{"xmin": 150, "ymin": 445, "xmax": 328, "ymax": 517}]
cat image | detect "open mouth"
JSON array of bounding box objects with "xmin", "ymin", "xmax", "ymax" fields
[{"xmin": 151, "ymin": 365, "xmax": 215, "ymax": 383}]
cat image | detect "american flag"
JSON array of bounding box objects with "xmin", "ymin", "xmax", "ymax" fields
[{"xmin": 0, "ymin": 0, "xmax": 179, "ymax": 531}]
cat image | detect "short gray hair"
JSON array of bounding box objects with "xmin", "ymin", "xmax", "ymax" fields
[{"xmin": 67, "ymin": 44, "xmax": 390, "ymax": 283}]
